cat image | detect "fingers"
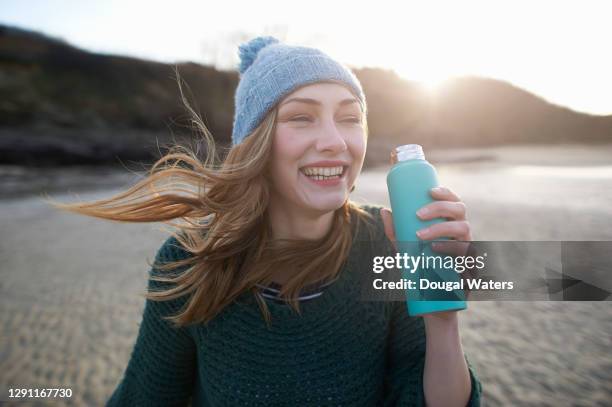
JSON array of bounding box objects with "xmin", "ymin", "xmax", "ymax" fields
[
  {"xmin": 430, "ymin": 186, "xmax": 462, "ymax": 202},
  {"xmin": 417, "ymin": 200, "xmax": 467, "ymax": 221},
  {"xmin": 416, "ymin": 220, "xmax": 471, "ymax": 241}
]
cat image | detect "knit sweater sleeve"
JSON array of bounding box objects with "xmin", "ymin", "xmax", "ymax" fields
[
  {"xmin": 106, "ymin": 236, "xmax": 197, "ymax": 407},
  {"xmin": 383, "ymin": 300, "xmax": 482, "ymax": 406}
]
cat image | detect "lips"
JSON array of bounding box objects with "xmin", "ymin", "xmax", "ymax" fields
[
  {"xmin": 299, "ymin": 168, "xmax": 348, "ymax": 189},
  {"xmin": 299, "ymin": 160, "xmax": 350, "ymax": 168}
]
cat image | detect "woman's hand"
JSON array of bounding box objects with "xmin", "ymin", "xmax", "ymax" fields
[
  {"xmin": 380, "ymin": 186, "xmax": 474, "ymax": 407},
  {"xmin": 380, "ymin": 185, "xmax": 473, "ymax": 322},
  {"xmin": 380, "ymin": 185, "xmax": 472, "ymax": 261}
]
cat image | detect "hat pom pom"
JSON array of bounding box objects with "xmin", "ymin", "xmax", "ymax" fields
[{"xmin": 238, "ymin": 36, "xmax": 279, "ymax": 74}]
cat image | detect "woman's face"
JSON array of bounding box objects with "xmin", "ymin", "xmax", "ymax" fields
[{"xmin": 269, "ymin": 82, "xmax": 367, "ymax": 214}]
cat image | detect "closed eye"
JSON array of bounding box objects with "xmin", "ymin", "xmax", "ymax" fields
[
  {"xmin": 290, "ymin": 116, "xmax": 312, "ymax": 122},
  {"xmin": 289, "ymin": 116, "xmax": 361, "ymax": 124}
]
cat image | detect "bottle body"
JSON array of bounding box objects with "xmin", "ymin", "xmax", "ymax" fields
[{"xmin": 386, "ymin": 145, "xmax": 467, "ymax": 316}]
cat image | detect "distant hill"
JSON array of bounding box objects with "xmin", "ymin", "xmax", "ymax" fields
[{"xmin": 1, "ymin": 24, "xmax": 610, "ymax": 167}]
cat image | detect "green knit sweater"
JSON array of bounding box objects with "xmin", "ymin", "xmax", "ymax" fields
[{"xmin": 107, "ymin": 204, "xmax": 482, "ymax": 406}]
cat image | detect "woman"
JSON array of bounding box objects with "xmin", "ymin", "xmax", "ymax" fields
[{"xmin": 51, "ymin": 36, "xmax": 481, "ymax": 406}]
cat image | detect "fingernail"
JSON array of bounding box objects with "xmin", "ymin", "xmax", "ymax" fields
[
  {"xmin": 416, "ymin": 208, "xmax": 428, "ymax": 217},
  {"xmin": 432, "ymin": 187, "xmax": 444, "ymax": 193},
  {"xmin": 417, "ymin": 228, "xmax": 428, "ymax": 238}
]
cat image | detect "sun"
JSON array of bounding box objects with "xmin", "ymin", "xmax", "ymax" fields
[
  {"xmin": 392, "ymin": 64, "xmax": 451, "ymax": 96},
  {"xmin": 417, "ymin": 77, "xmax": 448, "ymax": 95}
]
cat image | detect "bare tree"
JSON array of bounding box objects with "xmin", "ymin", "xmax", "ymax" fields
[{"xmin": 200, "ymin": 25, "xmax": 289, "ymax": 71}]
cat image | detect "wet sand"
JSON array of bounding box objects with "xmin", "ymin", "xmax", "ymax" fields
[{"xmin": 1, "ymin": 143, "xmax": 611, "ymax": 406}]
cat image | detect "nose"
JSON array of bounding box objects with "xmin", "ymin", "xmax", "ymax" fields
[{"xmin": 315, "ymin": 117, "xmax": 347, "ymax": 153}]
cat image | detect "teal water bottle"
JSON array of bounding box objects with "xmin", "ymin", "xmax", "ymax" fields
[{"xmin": 386, "ymin": 144, "xmax": 467, "ymax": 316}]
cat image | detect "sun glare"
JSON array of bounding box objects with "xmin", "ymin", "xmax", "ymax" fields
[
  {"xmin": 394, "ymin": 68, "xmax": 451, "ymax": 97},
  {"xmin": 416, "ymin": 77, "xmax": 448, "ymax": 95}
]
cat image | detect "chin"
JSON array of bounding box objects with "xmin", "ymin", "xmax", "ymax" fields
[{"xmin": 303, "ymin": 194, "xmax": 347, "ymax": 213}]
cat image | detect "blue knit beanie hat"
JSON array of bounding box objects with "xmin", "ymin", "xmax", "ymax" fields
[{"xmin": 232, "ymin": 36, "xmax": 367, "ymax": 146}]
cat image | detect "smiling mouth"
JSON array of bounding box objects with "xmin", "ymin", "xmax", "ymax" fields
[{"xmin": 299, "ymin": 165, "xmax": 348, "ymax": 181}]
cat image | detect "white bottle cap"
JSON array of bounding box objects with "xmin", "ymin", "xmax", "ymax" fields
[{"xmin": 393, "ymin": 144, "xmax": 425, "ymax": 162}]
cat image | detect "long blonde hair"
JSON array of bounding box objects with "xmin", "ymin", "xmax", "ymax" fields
[{"xmin": 46, "ymin": 75, "xmax": 376, "ymax": 327}]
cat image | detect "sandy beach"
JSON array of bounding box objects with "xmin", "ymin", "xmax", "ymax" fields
[{"xmin": 1, "ymin": 143, "xmax": 611, "ymax": 406}]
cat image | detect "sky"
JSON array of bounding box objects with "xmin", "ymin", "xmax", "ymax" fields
[{"xmin": 2, "ymin": 0, "xmax": 611, "ymax": 115}]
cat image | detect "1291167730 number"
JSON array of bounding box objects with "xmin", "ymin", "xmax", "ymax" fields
[{"xmin": 8, "ymin": 388, "xmax": 72, "ymax": 399}]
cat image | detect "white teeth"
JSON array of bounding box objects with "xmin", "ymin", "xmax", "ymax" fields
[
  {"xmin": 301, "ymin": 166, "xmax": 344, "ymax": 176},
  {"xmin": 310, "ymin": 174, "xmax": 338, "ymax": 180}
]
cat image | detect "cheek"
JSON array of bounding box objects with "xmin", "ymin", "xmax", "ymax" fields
[
  {"xmin": 273, "ymin": 127, "xmax": 314, "ymax": 158},
  {"xmin": 270, "ymin": 129, "xmax": 310, "ymax": 183},
  {"xmin": 345, "ymin": 132, "xmax": 366, "ymax": 185},
  {"xmin": 348, "ymin": 132, "xmax": 367, "ymax": 163}
]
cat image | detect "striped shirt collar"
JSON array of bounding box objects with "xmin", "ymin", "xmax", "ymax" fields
[{"xmin": 255, "ymin": 276, "xmax": 339, "ymax": 303}]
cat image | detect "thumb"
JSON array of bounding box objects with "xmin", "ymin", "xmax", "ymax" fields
[{"xmin": 380, "ymin": 207, "xmax": 397, "ymax": 247}]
